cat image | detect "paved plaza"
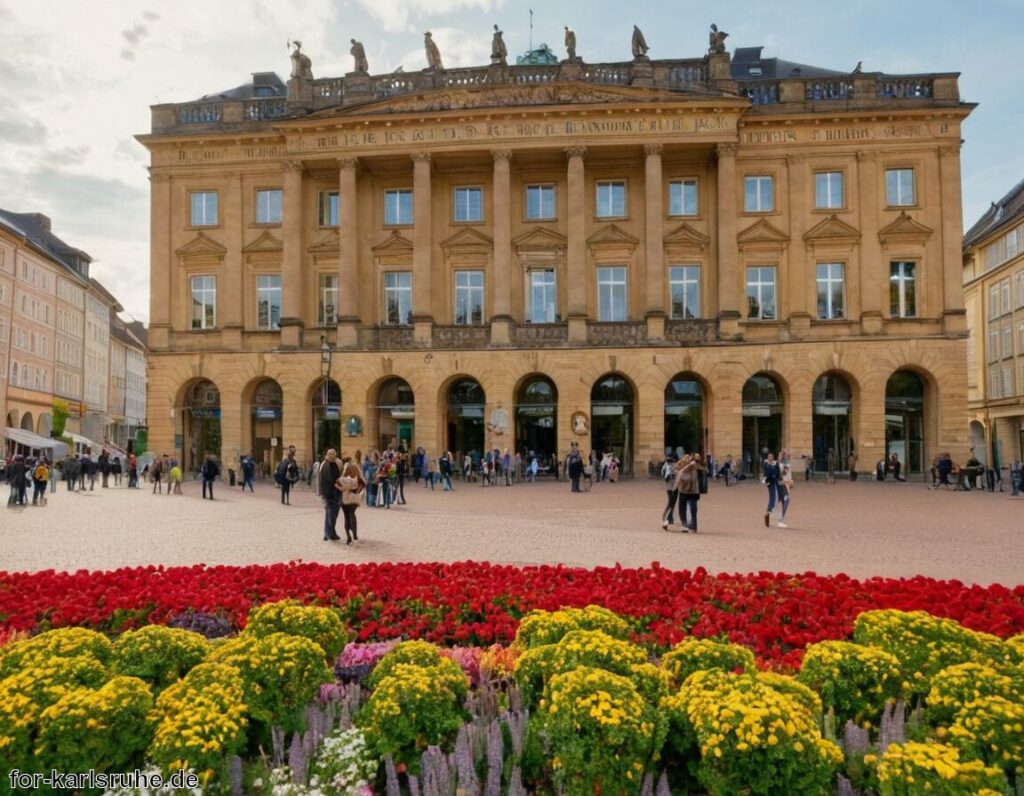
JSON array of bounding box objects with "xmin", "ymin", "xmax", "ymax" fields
[{"xmin": 2, "ymin": 475, "xmax": 1022, "ymax": 585}]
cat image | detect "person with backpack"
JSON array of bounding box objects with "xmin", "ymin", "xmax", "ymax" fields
[
  {"xmin": 661, "ymin": 456, "xmax": 681, "ymax": 530},
  {"xmin": 276, "ymin": 446, "xmax": 300, "ymax": 505},
  {"xmin": 763, "ymin": 451, "xmax": 781, "ymax": 527},
  {"xmin": 7, "ymin": 455, "xmax": 27, "ymax": 506},
  {"xmin": 200, "ymin": 453, "xmax": 219, "ymax": 499},
  {"xmin": 31, "ymin": 458, "xmax": 50, "ymax": 506},
  {"xmin": 150, "ymin": 455, "xmax": 164, "ymax": 494}
]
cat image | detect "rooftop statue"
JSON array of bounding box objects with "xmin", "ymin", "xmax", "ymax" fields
[
  {"xmin": 289, "ymin": 40, "xmax": 313, "ymax": 80},
  {"xmin": 631, "ymin": 25, "xmax": 649, "ymax": 59},
  {"xmin": 424, "ymin": 31, "xmax": 444, "ymax": 70},
  {"xmin": 564, "ymin": 25, "xmax": 577, "ymax": 61},
  {"xmin": 350, "ymin": 39, "xmax": 369, "ymax": 75},
  {"xmin": 491, "ymin": 24, "xmax": 508, "ymax": 66},
  {"xmin": 708, "ymin": 24, "xmax": 728, "ymax": 55}
]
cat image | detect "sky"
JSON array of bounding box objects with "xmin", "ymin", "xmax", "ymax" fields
[{"xmin": 0, "ymin": 0, "xmax": 1020, "ymax": 323}]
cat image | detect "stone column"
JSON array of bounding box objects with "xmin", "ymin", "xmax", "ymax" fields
[
  {"xmin": 336, "ymin": 158, "xmax": 361, "ymax": 348},
  {"xmin": 279, "ymin": 160, "xmax": 304, "ymax": 348},
  {"xmin": 566, "ymin": 146, "xmax": 588, "ymax": 343},
  {"xmin": 222, "ymin": 174, "xmax": 243, "ymax": 349},
  {"xmin": 715, "ymin": 143, "xmax": 741, "ymax": 340},
  {"xmin": 939, "ymin": 144, "xmax": 967, "ymax": 334},
  {"xmin": 491, "ymin": 149, "xmax": 514, "ymax": 345},
  {"xmin": 643, "ymin": 143, "xmax": 666, "ymax": 339},
  {"xmin": 412, "ymin": 152, "xmax": 434, "ymax": 345},
  {"xmin": 856, "ymin": 150, "xmax": 884, "ymax": 334},
  {"xmin": 785, "ymin": 154, "xmax": 810, "ymax": 339},
  {"xmin": 148, "ymin": 173, "xmax": 171, "ymax": 349}
]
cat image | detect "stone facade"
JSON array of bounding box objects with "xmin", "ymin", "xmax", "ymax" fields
[{"xmin": 140, "ymin": 43, "xmax": 972, "ymax": 476}]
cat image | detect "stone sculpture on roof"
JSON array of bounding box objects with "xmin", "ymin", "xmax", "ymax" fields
[
  {"xmin": 350, "ymin": 39, "xmax": 368, "ymax": 75},
  {"xmin": 631, "ymin": 25, "xmax": 649, "ymax": 59},
  {"xmin": 708, "ymin": 24, "xmax": 728, "ymax": 55},
  {"xmin": 564, "ymin": 26, "xmax": 577, "ymax": 61},
  {"xmin": 424, "ymin": 31, "xmax": 444, "ymax": 70},
  {"xmin": 491, "ymin": 25, "xmax": 508, "ymax": 66},
  {"xmin": 289, "ymin": 40, "xmax": 313, "ymax": 79}
]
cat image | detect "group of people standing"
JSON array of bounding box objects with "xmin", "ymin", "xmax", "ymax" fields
[
  {"xmin": 4, "ymin": 449, "xmax": 142, "ymax": 508},
  {"xmin": 317, "ymin": 449, "xmax": 366, "ymax": 544}
]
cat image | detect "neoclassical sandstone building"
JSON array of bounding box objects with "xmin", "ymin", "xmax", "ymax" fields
[{"xmin": 139, "ymin": 36, "xmax": 972, "ymax": 477}]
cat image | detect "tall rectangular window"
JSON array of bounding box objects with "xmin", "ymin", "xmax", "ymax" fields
[
  {"xmin": 746, "ymin": 266, "xmax": 777, "ymax": 320},
  {"xmin": 318, "ymin": 274, "xmax": 338, "ymax": 326},
  {"xmin": 384, "ymin": 189, "xmax": 413, "ymax": 225},
  {"xmin": 595, "ymin": 181, "xmax": 626, "ymax": 218},
  {"xmin": 668, "ymin": 180, "xmax": 698, "ymax": 216},
  {"xmin": 190, "ymin": 191, "xmax": 218, "ymax": 226},
  {"xmin": 256, "ymin": 274, "xmax": 281, "ymax": 330},
  {"xmin": 886, "ymin": 168, "xmax": 915, "ymax": 206},
  {"xmin": 256, "ymin": 189, "xmax": 283, "ymax": 224},
  {"xmin": 990, "ymin": 284, "xmax": 1001, "ymax": 320},
  {"xmin": 744, "ymin": 175, "xmax": 774, "ymax": 212},
  {"xmin": 384, "ymin": 271, "xmax": 412, "ymax": 325},
  {"xmin": 529, "ymin": 269, "xmax": 556, "ymax": 323},
  {"xmin": 318, "ymin": 191, "xmax": 339, "ymax": 226},
  {"xmin": 814, "ymin": 171, "xmax": 844, "ymax": 209},
  {"xmin": 453, "ymin": 187, "xmax": 483, "ymax": 222},
  {"xmin": 1001, "ymin": 278, "xmax": 1012, "ymax": 315},
  {"xmin": 597, "ymin": 266, "xmax": 627, "ymax": 322},
  {"xmin": 816, "ymin": 263, "xmax": 846, "ymax": 320},
  {"xmin": 190, "ymin": 275, "xmax": 216, "ymax": 329},
  {"xmin": 669, "ymin": 265, "xmax": 700, "ymax": 319},
  {"xmin": 525, "ymin": 185, "xmax": 556, "ymax": 220},
  {"xmin": 988, "ymin": 329, "xmax": 1000, "ymax": 363},
  {"xmin": 454, "ymin": 270, "xmax": 484, "ymax": 325},
  {"xmin": 1003, "ymin": 325, "xmax": 1013, "ymax": 360},
  {"xmin": 1015, "ymin": 271, "xmax": 1024, "ymax": 308},
  {"xmin": 890, "ymin": 261, "xmax": 916, "ymax": 318}
]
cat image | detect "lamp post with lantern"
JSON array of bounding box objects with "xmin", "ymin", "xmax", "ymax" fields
[{"xmin": 313, "ymin": 336, "xmax": 339, "ymax": 459}]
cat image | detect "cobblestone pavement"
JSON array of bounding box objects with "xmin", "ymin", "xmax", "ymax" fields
[{"xmin": 2, "ymin": 474, "xmax": 1021, "ymax": 585}]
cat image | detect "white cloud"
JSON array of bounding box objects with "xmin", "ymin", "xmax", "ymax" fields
[{"xmin": 352, "ymin": 0, "xmax": 501, "ymax": 33}]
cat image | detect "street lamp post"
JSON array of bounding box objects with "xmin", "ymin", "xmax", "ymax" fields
[{"xmin": 318, "ymin": 336, "xmax": 333, "ymax": 457}]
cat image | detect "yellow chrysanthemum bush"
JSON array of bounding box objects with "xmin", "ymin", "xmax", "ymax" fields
[
  {"xmin": 797, "ymin": 640, "xmax": 902, "ymax": 726},
  {"xmin": 756, "ymin": 671, "xmax": 824, "ymax": 720},
  {"xmin": 874, "ymin": 741, "xmax": 1010, "ymax": 795},
  {"xmin": 35, "ymin": 675, "xmax": 154, "ymax": 773},
  {"xmin": 111, "ymin": 625, "xmax": 210, "ymax": 691},
  {"xmin": 853, "ymin": 610, "xmax": 1013, "ymax": 696},
  {"xmin": 925, "ymin": 662, "xmax": 1021, "ymax": 725},
  {"xmin": 366, "ymin": 639, "xmax": 454, "ymax": 691},
  {"xmin": 537, "ymin": 666, "xmax": 665, "ymax": 796},
  {"xmin": 512, "ymin": 604, "xmax": 631, "ymax": 650},
  {"xmin": 147, "ymin": 662, "xmax": 248, "ymax": 785},
  {"xmin": 358, "ymin": 659, "xmax": 470, "ymax": 768},
  {"xmin": 0, "ymin": 627, "xmax": 113, "ymax": 677},
  {"xmin": 661, "ymin": 670, "xmax": 843, "ymax": 796},
  {"xmin": 243, "ymin": 599, "xmax": 349, "ymax": 661},
  {"xmin": 208, "ymin": 631, "xmax": 333, "ymax": 732},
  {"xmin": 1007, "ymin": 634, "xmax": 1024, "ymax": 659},
  {"xmin": 946, "ymin": 695, "xmax": 1024, "ymax": 778},
  {"xmin": 659, "ymin": 637, "xmax": 756, "ymax": 688}
]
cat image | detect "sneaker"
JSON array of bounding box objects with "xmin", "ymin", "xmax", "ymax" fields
[
  {"xmin": 777, "ymin": 522, "xmax": 787, "ymax": 528},
  {"xmin": 662, "ymin": 521, "xmax": 670, "ymax": 530},
  {"xmin": 764, "ymin": 512, "xmax": 770, "ymax": 527}
]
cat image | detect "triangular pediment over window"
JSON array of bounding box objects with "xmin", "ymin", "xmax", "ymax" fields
[
  {"xmin": 878, "ymin": 211, "xmax": 933, "ymax": 245},
  {"xmin": 372, "ymin": 231, "xmax": 414, "ymax": 265},
  {"xmin": 440, "ymin": 227, "xmax": 493, "ymax": 254},
  {"xmin": 587, "ymin": 224, "xmax": 639, "ymax": 247},
  {"xmin": 737, "ymin": 218, "xmax": 790, "ymax": 247},
  {"xmin": 175, "ymin": 232, "xmax": 226, "ymax": 260},
  {"xmin": 513, "ymin": 226, "xmax": 568, "ymax": 252},
  {"xmin": 242, "ymin": 230, "xmax": 284, "ymax": 254},
  {"xmin": 308, "ymin": 230, "xmax": 340, "ymax": 255},
  {"xmin": 804, "ymin": 214, "xmax": 861, "ymax": 243},
  {"xmin": 663, "ymin": 222, "xmax": 711, "ymax": 250}
]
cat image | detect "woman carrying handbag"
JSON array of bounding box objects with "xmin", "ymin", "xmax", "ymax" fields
[{"xmin": 337, "ymin": 460, "xmax": 367, "ymax": 545}]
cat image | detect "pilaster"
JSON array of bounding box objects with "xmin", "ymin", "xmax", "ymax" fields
[
  {"xmin": 715, "ymin": 143, "xmax": 741, "ymax": 340},
  {"xmin": 491, "ymin": 149, "xmax": 513, "ymax": 345},
  {"xmin": 412, "ymin": 152, "xmax": 434, "ymax": 344},
  {"xmin": 279, "ymin": 160, "xmax": 304, "ymax": 348},
  {"xmin": 149, "ymin": 173, "xmax": 171, "ymax": 349},
  {"xmin": 644, "ymin": 143, "xmax": 666, "ymax": 340},
  {"xmin": 337, "ymin": 158, "xmax": 361, "ymax": 348},
  {"xmin": 856, "ymin": 149, "xmax": 884, "ymax": 332},
  {"xmin": 939, "ymin": 143, "xmax": 967, "ymax": 335},
  {"xmin": 566, "ymin": 146, "xmax": 587, "ymax": 343}
]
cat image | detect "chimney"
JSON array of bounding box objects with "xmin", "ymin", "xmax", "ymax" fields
[{"xmin": 27, "ymin": 213, "xmax": 51, "ymax": 231}]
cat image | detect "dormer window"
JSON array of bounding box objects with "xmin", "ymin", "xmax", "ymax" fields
[{"xmin": 749, "ymin": 66, "xmax": 762, "ymax": 76}]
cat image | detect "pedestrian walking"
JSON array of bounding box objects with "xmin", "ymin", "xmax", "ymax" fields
[
  {"xmin": 440, "ymin": 451, "xmax": 454, "ymax": 491},
  {"xmin": 7, "ymin": 455, "xmax": 27, "ymax": 506},
  {"xmin": 31, "ymin": 458, "xmax": 49, "ymax": 505},
  {"xmin": 503, "ymin": 448, "xmax": 512, "ymax": 486},
  {"xmin": 49, "ymin": 458, "xmax": 60, "ymax": 493},
  {"xmin": 674, "ymin": 453, "xmax": 704, "ymax": 533},
  {"xmin": 567, "ymin": 442, "xmax": 584, "ymax": 492},
  {"xmin": 776, "ymin": 449, "xmax": 794, "ymax": 528},
  {"xmin": 200, "ymin": 453, "xmax": 219, "ymax": 499},
  {"xmin": 150, "ymin": 455, "xmax": 164, "ymax": 494},
  {"xmin": 112, "ymin": 456, "xmax": 123, "ymax": 486},
  {"xmin": 276, "ymin": 447, "xmax": 299, "ymax": 505},
  {"xmin": 763, "ymin": 451, "xmax": 781, "ymax": 527},
  {"xmin": 319, "ymin": 449, "xmax": 342, "ymax": 541},
  {"xmin": 424, "ymin": 455, "xmax": 436, "ymax": 490},
  {"xmin": 99, "ymin": 450, "xmax": 111, "ymax": 488},
  {"xmin": 128, "ymin": 453, "xmax": 138, "ymax": 488},
  {"xmin": 661, "ymin": 457, "xmax": 682, "ymax": 530},
  {"xmin": 169, "ymin": 459, "xmax": 183, "ymax": 495},
  {"xmin": 241, "ymin": 453, "xmax": 255, "ymax": 492},
  {"xmin": 396, "ymin": 451, "xmax": 408, "ymax": 504},
  {"xmin": 337, "ymin": 459, "xmax": 366, "ymax": 545}
]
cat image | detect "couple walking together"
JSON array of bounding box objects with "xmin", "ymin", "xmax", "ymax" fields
[
  {"xmin": 661, "ymin": 453, "xmax": 706, "ymax": 533},
  {"xmin": 319, "ymin": 449, "xmax": 367, "ymax": 545},
  {"xmin": 762, "ymin": 450, "xmax": 794, "ymax": 528}
]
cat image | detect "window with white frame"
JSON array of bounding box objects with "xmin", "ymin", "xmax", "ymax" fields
[
  {"xmin": 890, "ymin": 262, "xmax": 917, "ymax": 318},
  {"xmin": 988, "ymin": 328, "xmax": 1000, "ymax": 362},
  {"xmin": 1002, "ymin": 278, "xmax": 1012, "ymax": 315},
  {"xmin": 454, "ymin": 270, "xmax": 484, "ymax": 325},
  {"xmin": 814, "ymin": 171, "xmax": 844, "ymax": 209},
  {"xmin": 816, "ymin": 263, "xmax": 846, "ymax": 320},
  {"xmin": 256, "ymin": 189, "xmax": 283, "ymax": 224},
  {"xmin": 595, "ymin": 181, "xmax": 626, "ymax": 218},
  {"xmin": 669, "ymin": 265, "xmax": 700, "ymax": 319},
  {"xmin": 318, "ymin": 191, "xmax": 339, "ymax": 226},
  {"xmin": 1003, "ymin": 325, "xmax": 1013, "ymax": 360},
  {"xmin": 1003, "ymin": 365, "xmax": 1014, "ymax": 397},
  {"xmin": 1018, "ymin": 321, "xmax": 1024, "ymax": 351},
  {"xmin": 190, "ymin": 275, "xmax": 216, "ymax": 329},
  {"xmin": 743, "ymin": 175, "xmax": 774, "ymax": 212},
  {"xmin": 746, "ymin": 266, "xmax": 777, "ymax": 319},
  {"xmin": 528, "ymin": 269, "xmax": 556, "ymax": 323},
  {"xmin": 384, "ymin": 271, "xmax": 412, "ymax": 325},
  {"xmin": 10, "ymin": 359, "xmax": 16, "ymax": 386},
  {"xmin": 453, "ymin": 187, "xmax": 483, "ymax": 223},
  {"xmin": 668, "ymin": 180, "xmax": 698, "ymax": 216},
  {"xmin": 256, "ymin": 274, "xmax": 282, "ymax": 330},
  {"xmin": 597, "ymin": 266, "xmax": 627, "ymax": 322},
  {"xmin": 318, "ymin": 274, "xmax": 338, "ymax": 326},
  {"xmin": 990, "ymin": 285, "xmax": 1001, "ymax": 320},
  {"xmin": 886, "ymin": 168, "xmax": 915, "ymax": 206},
  {"xmin": 384, "ymin": 189, "xmax": 413, "ymax": 225},
  {"xmin": 525, "ymin": 185, "xmax": 556, "ymax": 220},
  {"xmin": 190, "ymin": 191, "xmax": 218, "ymax": 226}
]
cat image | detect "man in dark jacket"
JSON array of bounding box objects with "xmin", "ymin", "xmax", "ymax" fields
[
  {"xmin": 99, "ymin": 450, "xmax": 111, "ymax": 487},
  {"xmin": 241, "ymin": 454, "xmax": 255, "ymax": 492},
  {"xmin": 201, "ymin": 454, "xmax": 219, "ymax": 499},
  {"xmin": 318, "ymin": 448, "xmax": 342, "ymax": 540},
  {"xmin": 567, "ymin": 442, "xmax": 584, "ymax": 493},
  {"xmin": 7, "ymin": 455, "xmax": 27, "ymax": 506},
  {"xmin": 276, "ymin": 446, "xmax": 299, "ymax": 505}
]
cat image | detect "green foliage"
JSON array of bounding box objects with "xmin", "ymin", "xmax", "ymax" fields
[
  {"xmin": 947, "ymin": 695, "xmax": 1024, "ymax": 776},
  {"xmin": 112, "ymin": 625, "xmax": 210, "ymax": 692},
  {"xmin": 660, "ymin": 637, "xmax": 756, "ymax": 688},
  {"xmin": 51, "ymin": 398, "xmax": 70, "ymax": 439},
  {"xmin": 797, "ymin": 639, "xmax": 902, "ymax": 726},
  {"xmin": 244, "ymin": 600, "xmax": 349, "ymax": 662},
  {"xmin": 925, "ymin": 662, "xmax": 1021, "ymax": 726}
]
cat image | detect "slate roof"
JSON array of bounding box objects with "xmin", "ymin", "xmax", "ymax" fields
[
  {"xmin": 0, "ymin": 209, "xmax": 91, "ymax": 285},
  {"xmin": 964, "ymin": 178, "xmax": 1024, "ymax": 249},
  {"xmin": 731, "ymin": 46, "xmax": 851, "ymax": 80},
  {"xmin": 195, "ymin": 71, "xmax": 287, "ymax": 102}
]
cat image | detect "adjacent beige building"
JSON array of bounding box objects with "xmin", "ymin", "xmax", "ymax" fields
[{"xmin": 139, "ymin": 39, "xmax": 973, "ymax": 477}]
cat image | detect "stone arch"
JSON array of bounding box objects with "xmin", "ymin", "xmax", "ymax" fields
[
  {"xmin": 810, "ymin": 370, "xmax": 858, "ymax": 474},
  {"xmin": 514, "ymin": 373, "xmax": 559, "ymax": 465},
  {"xmin": 663, "ymin": 371, "xmax": 710, "ymax": 457},
  {"xmin": 439, "ymin": 373, "xmax": 487, "ymax": 461},
  {"xmin": 177, "ymin": 377, "xmax": 222, "ymax": 476},
  {"xmin": 590, "ymin": 372, "xmax": 638, "ymax": 476},
  {"xmin": 740, "ymin": 371, "xmax": 786, "ymax": 475},
  {"xmin": 20, "ymin": 412, "xmax": 34, "ymax": 431},
  {"xmin": 368, "ymin": 375, "xmax": 417, "ymax": 454},
  {"xmin": 883, "ymin": 365, "xmax": 936, "ymax": 476},
  {"xmin": 969, "ymin": 420, "xmax": 987, "ymax": 467},
  {"xmin": 6, "ymin": 410, "xmax": 18, "ymax": 429}
]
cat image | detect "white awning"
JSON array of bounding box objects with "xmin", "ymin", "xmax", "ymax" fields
[
  {"xmin": 66, "ymin": 432, "xmax": 100, "ymax": 452},
  {"xmin": 3, "ymin": 428, "xmax": 69, "ymax": 459}
]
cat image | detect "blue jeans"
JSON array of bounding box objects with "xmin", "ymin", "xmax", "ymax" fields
[
  {"xmin": 765, "ymin": 481, "xmax": 778, "ymax": 513},
  {"xmin": 777, "ymin": 484, "xmax": 790, "ymax": 519},
  {"xmin": 382, "ymin": 481, "xmax": 392, "ymax": 508},
  {"xmin": 678, "ymin": 494, "xmax": 698, "ymax": 528},
  {"xmin": 442, "ymin": 472, "xmax": 453, "ymax": 491},
  {"xmin": 323, "ymin": 502, "xmax": 341, "ymax": 539}
]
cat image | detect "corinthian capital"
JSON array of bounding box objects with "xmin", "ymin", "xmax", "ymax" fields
[
  {"xmin": 564, "ymin": 145, "xmax": 588, "ymax": 160},
  {"xmin": 643, "ymin": 143, "xmax": 664, "ymax": 157},
  {"xmin": 491, "ymin": 149, "xmax": 513, "ymax": 162},
  {"xmin": 411, "ymin": 152, "xmax": 433, "ymax": 165},
  {"xmin": 716, "ymin": 142, "xmax": 738, "ymax": 158},
  {"xmin": 339, "ymin": 157, "xmax": 359, "ymax": 170}
]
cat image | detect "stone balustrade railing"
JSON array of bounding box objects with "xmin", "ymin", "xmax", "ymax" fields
[
  {"xmin": 735, "ymin": 74, "xmax": 953, "ymax": 107},
  {"xmin": 587, "ymin": 321, "xmax": 647, "ymax": 347}
]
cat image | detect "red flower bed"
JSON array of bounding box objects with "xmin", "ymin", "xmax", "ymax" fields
[{"xmin": 1, "ymin": 562, "xmax": 1022, "ymax": 668}]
